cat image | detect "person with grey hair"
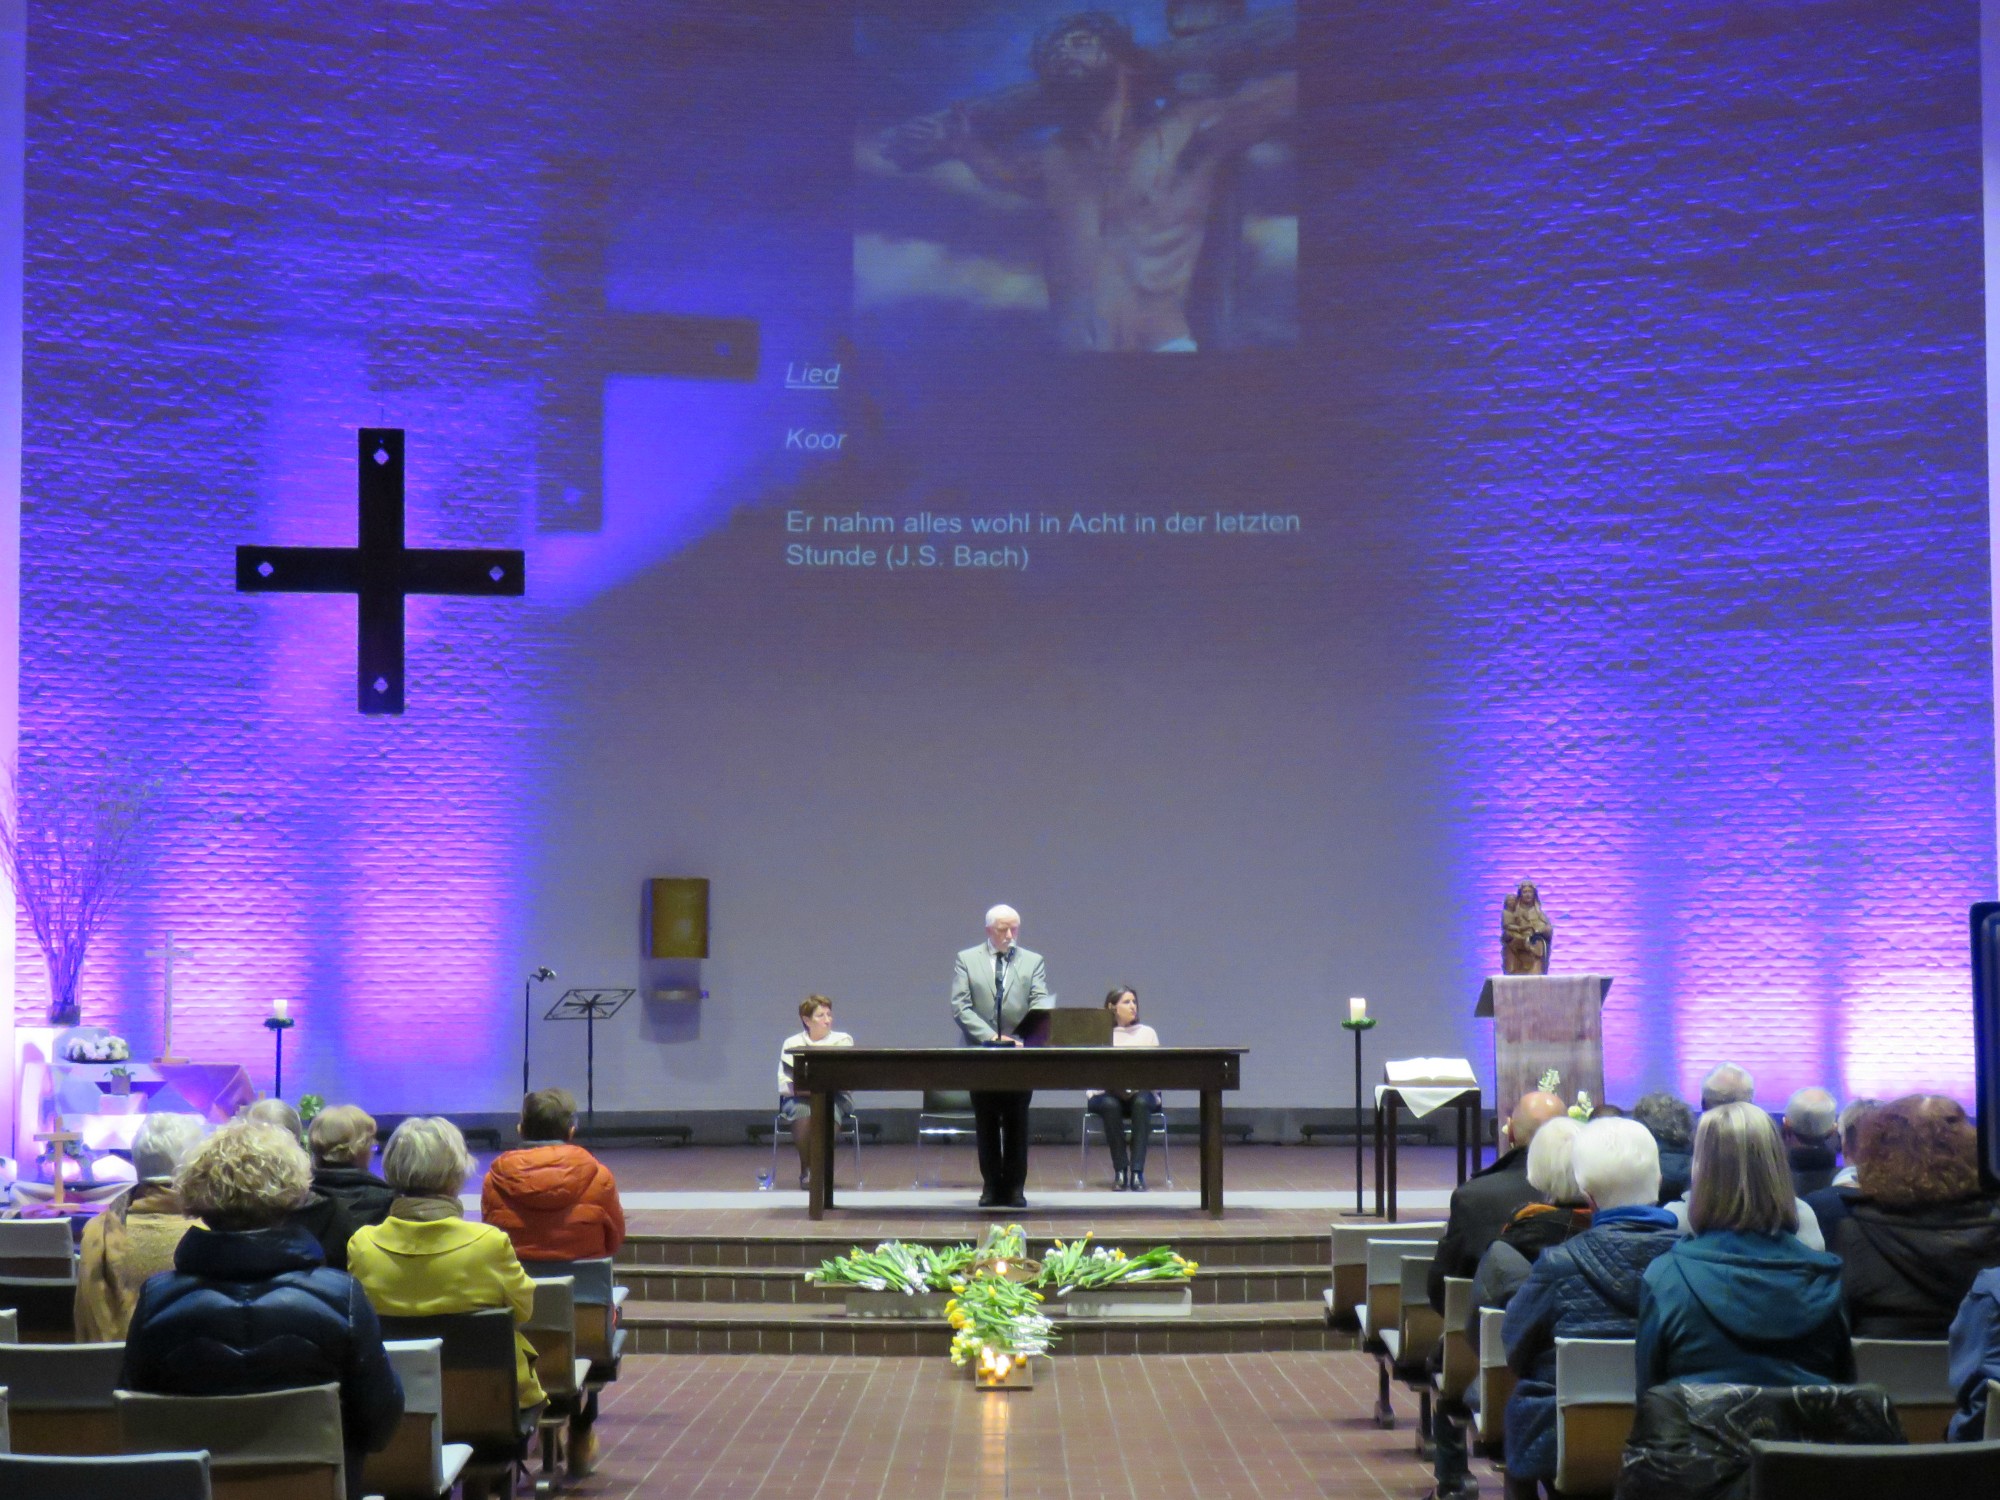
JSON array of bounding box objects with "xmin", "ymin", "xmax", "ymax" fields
[
  {"xmin": 309, "ymin": 1104, "xmax": 397, "ymax": 1228},
  {"xmin": 1467, "ymin": 1118, "xmax": 1594, "ymax": 1319},
  {"xmin": 121, "ymin": 1121, "xmax": 404, "ymax": 1498},
  {"xmin": 1699, "ymin": 1062, "xmax": 1756, "ymax": 1111},
  {"xmin": 1632, "ymin": 1091, "xmax": 1696, "ymax": 1204},
  {"xmin": 1782, "ymin": 1086, "xmax": 1842, "ymax": 1196},
  {"xmin": 346, "ymin": 1117, "xmax": 546, "ymax": 1409},
  {"xmin": 1635, "ymin": 1102, "xmax": 1853, "ymax": 1395},
  {"xmin": 1500, "ymin": 1119, "xmax": 1682, "ymax": 1490},
  {"xmin": 949, "ymin": 903, "xmax": 1055, "ymax": 1208},
  {"xmin": 75, "ymin": 1113, "xmax": 206, "ymax": 1340}
]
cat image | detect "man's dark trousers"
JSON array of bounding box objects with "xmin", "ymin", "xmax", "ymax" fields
[{"xmin": 974, "ymin": 1090, "xmax": 1032, "ymax": 1200}]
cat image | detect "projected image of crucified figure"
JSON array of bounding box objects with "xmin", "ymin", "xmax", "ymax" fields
[{"xmin": 879, "ymin": 9, "xmax": 1296, "ymax": 353}]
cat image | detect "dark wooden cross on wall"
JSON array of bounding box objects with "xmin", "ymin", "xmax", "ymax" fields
[{"xmin": 235, "ymin": 428, "xmax": 525, "ymax": 715}]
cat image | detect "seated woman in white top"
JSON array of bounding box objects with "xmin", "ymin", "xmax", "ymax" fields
[
  {"xmin": 778, "ymin": 994, "xmax": 854, "ymax": 1189},
  {"xmin": 1087, "ymin": 986, "xmax": 1161, "ymax": 1192}
]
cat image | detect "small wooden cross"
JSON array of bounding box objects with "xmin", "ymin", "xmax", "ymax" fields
[{"xmin": 34, "ymin": 1115, "xmax": 82, "ymax": 1208}]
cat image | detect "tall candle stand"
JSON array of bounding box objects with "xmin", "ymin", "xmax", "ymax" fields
[
  {"xmin": 1340, "ymin": 1014, "xmax": 1379, "ymax": 1216},
  {"xmin": 264, "ymin": 1014, "xmax": 296, "ymax": 1099}
]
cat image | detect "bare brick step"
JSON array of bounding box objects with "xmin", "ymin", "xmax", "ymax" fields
[
  {"xmin": 619, "ymin": 1262, "xmax": 1327, "ymax": 1306},
  {"xmin": 618, "ymin": 1299, "xmax": 1356, "ymax": 1356}
]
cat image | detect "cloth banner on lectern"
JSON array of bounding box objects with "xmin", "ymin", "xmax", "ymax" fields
[{"xmin": 1475, "ymin": 974, "xmax": 1612, "ymax": 1116}]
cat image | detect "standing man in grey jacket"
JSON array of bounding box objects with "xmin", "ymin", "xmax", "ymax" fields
[{"xmin": 950, "ymin": 903, "xmax": 1055, "ymax": 1207}]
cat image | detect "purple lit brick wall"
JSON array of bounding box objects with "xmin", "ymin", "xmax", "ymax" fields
[{"xmin": 12, "ymin": 0, "xmax": 1992, "ymax": 1115}]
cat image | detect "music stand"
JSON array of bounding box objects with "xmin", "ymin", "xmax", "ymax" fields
[{"xmin": 544, "ymin": 988, "xmax": 634, "ymax": 1138}]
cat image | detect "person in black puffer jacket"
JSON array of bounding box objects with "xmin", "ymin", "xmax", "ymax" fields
[
  {"xmin": 1825, "ymin": 1094, "xmax": 2000, "ymax": 1338},
  {"xmin": 1502, "ymin": 1118, "xmax": 1683, "ymax": 1488},
  {"xmin": 308, "ymin": 1104, "xmax": 399, "ymax": 1229},
  {"xmin": 121, "ymin": 1120, "xmax": 403, "ymax": 1500}
]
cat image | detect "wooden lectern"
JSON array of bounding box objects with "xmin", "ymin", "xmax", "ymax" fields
[{"xmin": 1476, "ymin": 975, "xmax": 1613, "ymax": 1114}]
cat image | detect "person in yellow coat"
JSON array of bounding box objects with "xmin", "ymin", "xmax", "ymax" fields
[{"xmin": 346, "ymin": 1116, "xmax": 545, "ymax": 1407}]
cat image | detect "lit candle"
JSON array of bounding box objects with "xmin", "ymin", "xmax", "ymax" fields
[
  {"xmin": 1349, "ymin": 997, "xmax": 1367, "ymax": 1022},
  {"xmin": 272, "ymin": 998, "xmax": 290, "ymax": 1020}
]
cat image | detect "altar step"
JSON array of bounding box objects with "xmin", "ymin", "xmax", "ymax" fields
[
  {"xmin": 617, "ymin": 1298, "xmax": 1355, "ymax": 1356},
  {"xmin": 618, "ymin": 1228, "xmax": 1330, "ymax": 1272},
  {"xmin": 619, "ymin": 1261, "xmax": 1329, "ymax": 1306}
]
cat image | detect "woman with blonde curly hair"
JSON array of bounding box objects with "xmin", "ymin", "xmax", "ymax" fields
[
  {"xmin": 346, "ymin": 1118, "xmax": 547, "ymax": 1411},
  {"xmin": 1825, "ymin": 1094, "xmax": 2000, "ymax": 1337},
  {"xmin": 119, "ymin": 1120, "xmax": 403, "ymax": 1499}
]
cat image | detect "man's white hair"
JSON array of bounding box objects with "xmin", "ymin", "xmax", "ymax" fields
[
  {"xmin": 1572, "ymin": 1117, "xmax": 1662, "ymax": 1210},
  {"xmin": 1784, "ymin": 1087, "xmax": 1839, "ymax": 1142},
  {"xmin": 1700, "ymin": 1063, "xmax": 1756, "ymax": 1110},
  {"xmin": 1525, "ymin": 1115, "xmax": 1585, "ymax": 1205},
  {"xmin": 984, "ymin": 904, "xmax": 1020, "ymax": 928},
  {"xmin": 133, "ymin": 1112, "xmax": 208, "ymax": 1182}
]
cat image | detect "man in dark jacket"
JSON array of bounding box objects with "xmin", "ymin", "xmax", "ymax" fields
[
  {"xmin": 1782, "ymin": 1087, "xmax": 1842, "ymax": 1197},
  {"xmin": 122, "ymin": 1121, "xmax": 402, "ymax": 1499},
  {"xmin": 1502, "ymin": 1118, "xmax": 1682, "ymax": 1485},
  {"xmin": 1631, "ymin": 1092, "xmax": 1695, "ymax": 1205},
  {"xmin": 1427, "ymin": 1089, "xmax": 1568, "ymax": 1312}
]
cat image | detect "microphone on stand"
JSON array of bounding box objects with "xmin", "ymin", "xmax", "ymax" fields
[{"xmin": 524, "ymin": 968, "xmax": 558, "ymax": 1095}]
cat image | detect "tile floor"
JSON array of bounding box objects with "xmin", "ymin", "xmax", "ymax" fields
[{"xmin": 559, "ymin": 1349, "xmax": 1473, "ymax": 1499}]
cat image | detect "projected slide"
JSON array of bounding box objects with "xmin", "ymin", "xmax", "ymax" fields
[{"xmin": 856, "ymin": 1, "xmax": 1299, "ymax": 353}]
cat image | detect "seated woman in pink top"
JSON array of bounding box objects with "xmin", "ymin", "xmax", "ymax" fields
[{"xmin": 1087, "ymin": 986, "xmax": 1161, "ymax": 1191}]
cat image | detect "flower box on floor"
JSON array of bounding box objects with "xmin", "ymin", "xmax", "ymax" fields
[
  {"xmin": 842, "ymin": 1290, "xmax": 950, "ymax": 1319},
  {"xmin": 1056, "ymin": 1280, "xmax": 1193, "ymax": 1318}
]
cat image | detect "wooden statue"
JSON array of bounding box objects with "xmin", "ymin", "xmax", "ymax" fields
[{"xmin": 1501, "ymin": 880, "xmax": 1553, "ymax": 975}]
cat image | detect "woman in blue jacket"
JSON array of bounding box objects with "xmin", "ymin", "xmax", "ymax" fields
[{"xmin": 1635, "ymin": 1102, "xmax": 1854, "ymax": 1395}]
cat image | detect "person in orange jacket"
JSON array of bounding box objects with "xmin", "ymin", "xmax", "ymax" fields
[{"xmin": 480, "ymin": 1087, "xmax": 626, "ymax": 1262}]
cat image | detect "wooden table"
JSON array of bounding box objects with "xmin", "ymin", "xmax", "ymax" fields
[
  {"xmin": 790, "ymin": 1047, "xmax": 1247, "ymax": 1220},
  {"xmin": 1373, "ymin": 1086, "xmax": 1482, "ymax": 1222}
]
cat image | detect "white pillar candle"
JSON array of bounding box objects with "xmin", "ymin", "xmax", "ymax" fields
[
  {"xmin": 1348, "ymin": 997, "xmax": 1367, "ymax": 1022},
  {"xmin": 272, "ymin": 998, "xmax": 290, "ymax": 1020}
]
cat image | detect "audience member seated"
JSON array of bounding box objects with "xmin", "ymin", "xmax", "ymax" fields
[
  {"xmin": 1948, "ymin": 1265, "xmax": 2000, "ymax": 1441},
  {"xmin": 1633, "ymin": 1091, "xmax": 1696, "ymax": 1205},
  {"xmin": 481, "ymin": 1087, "xmax": 626, "ymax": 1261},
  {"xmin": 120, "ymin": 1120, "xmax": 403, "ymax": 1500},
  {"xmin": 348, "ymin": 1116, "xmax": 546, "ymax": 1407},
  {"xmin": 1699, "ymin": 1062, "xmax": 1756, "ymax": 1112},
  {"xmin": 1636, "ymin": 1101, "xmax": 1853, "ymax": 1395},
  {"xmin": 1807, "ymin": 1096, "xmax": 1884, "ymax": 1233},
  {"xmin": 1501, "ymin": 1118, "xmax": 1681, "ymax": 1491},
  {"xmin": 308, "ymin": 1104, "xmax": 397, "ymax": 1228},
  {"xmin": 1468, "ymin": 1116, "xmax": 1593, "ymax": 1317},
  {"xmin": 245, "ymin": 1097, "xmax": 360, "ymax": 1268},
  {"xmin": 75, "ymin": 1112, "xmax": 205, "ymax": 1341},
  {"xmin": 1824, "ymin": 1093, "xmax": 2000, "ymax": 1338},
  {"xmin": 776, "ymin": 994, "xmax": 854, "ymax": 1189},
  {"xmin": 1781, "ymin": 1087, "xmax": 1841, "ymax": 1196},
  {"xmin": 1086, "ymin": 986, "xmax": 1161, "ymax": 1192},
  {"xmin": 1426, "ymin": 1089, "xmax": 1568, "ymax": 1312}
]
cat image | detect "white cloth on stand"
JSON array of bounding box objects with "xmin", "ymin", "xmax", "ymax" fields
[{"xmin": 1376, "ymin": 1057, "xmax": 1479, "ymax": 1119}]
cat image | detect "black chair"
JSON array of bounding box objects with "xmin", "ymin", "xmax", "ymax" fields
[
  {"xmin": 377, "ymin": 1309, "xmax": 543, "ymax": 1500},
  {"xmin": 0, "ymin": 1450, "xmax": 213, "ymax": 1499},
  {"xmin": 1750, "ymin": 1437, "xmax": 2000, "ymax": 1497}
]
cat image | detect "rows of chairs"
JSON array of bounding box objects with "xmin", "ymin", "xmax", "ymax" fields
[
  {"xmin": 0, "ymin": 1217, "xmax": 628, "ymax": 1499},
  {"xmin": 1326, "ymin": 1219, "xmax": 2000, "ymax": 1497}
]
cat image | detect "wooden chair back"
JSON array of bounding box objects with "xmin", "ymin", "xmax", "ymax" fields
[
  {"xmin": 0, "ymin": 1450, "xmax": 214, "ymax": 1500},
  {"xmin": 1748, "ymin": 1437, "xmax": 2000, "ymax": 1496},
  {"xmin": 0, "ymin": 1307, "xmax": 20, "ymax": 1342},
  {"xmin": 1390, "ymin": 1251, "xmax": 1442, "ymax": 1369},
  {"xmin": 525, "ymin": 1257, "xmax": 625, "ymax": 1374},
  {"xmin": 1359, "ymin": 1237, "xmax": 1436, "ymax": 1344},
  {"xmin": 1554, "ymin": 1337, "xmax": 1637, "ymax": 1497},
  {"xmin": 1330, "ymin": 1221, "xmax": 1443, "ymax": 1328},
  {"xmin": 1986, "ymin": 1379, "xmax": 1999, "ymax": 1441},
  {"xmin": 0, "ymin": 1340, "xmax": 124, "ymax": 1454},
  {"xmin": 362, "ymin": 1339, "xmax": 474, "ymax": 1500},
  {"xmin": 116, "ymin": 1383, "xmax": 344, "ymax": 1500},
  {"xmin": 1852, "ymin": 1338, "xmax": 1955, "ymax": 1444},
  {"xmin": 0, "ymin": 1219, "xmax": 79, "ymax": 1342},
  {"xmin": 1437, "ymin": 1276, "xmax": 1476, "ymax": 1402},
  {"xmin": 1475, "ymin": 1305, "xmax": 1515, "ymax": 1450},
  {"xmin": 524, "ymin": 1276, "xmax": 588, "ymax": 1402},
  {"xmin": 376, "ymin": 1309, "xmax": 529, "ymax": 1467}
]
